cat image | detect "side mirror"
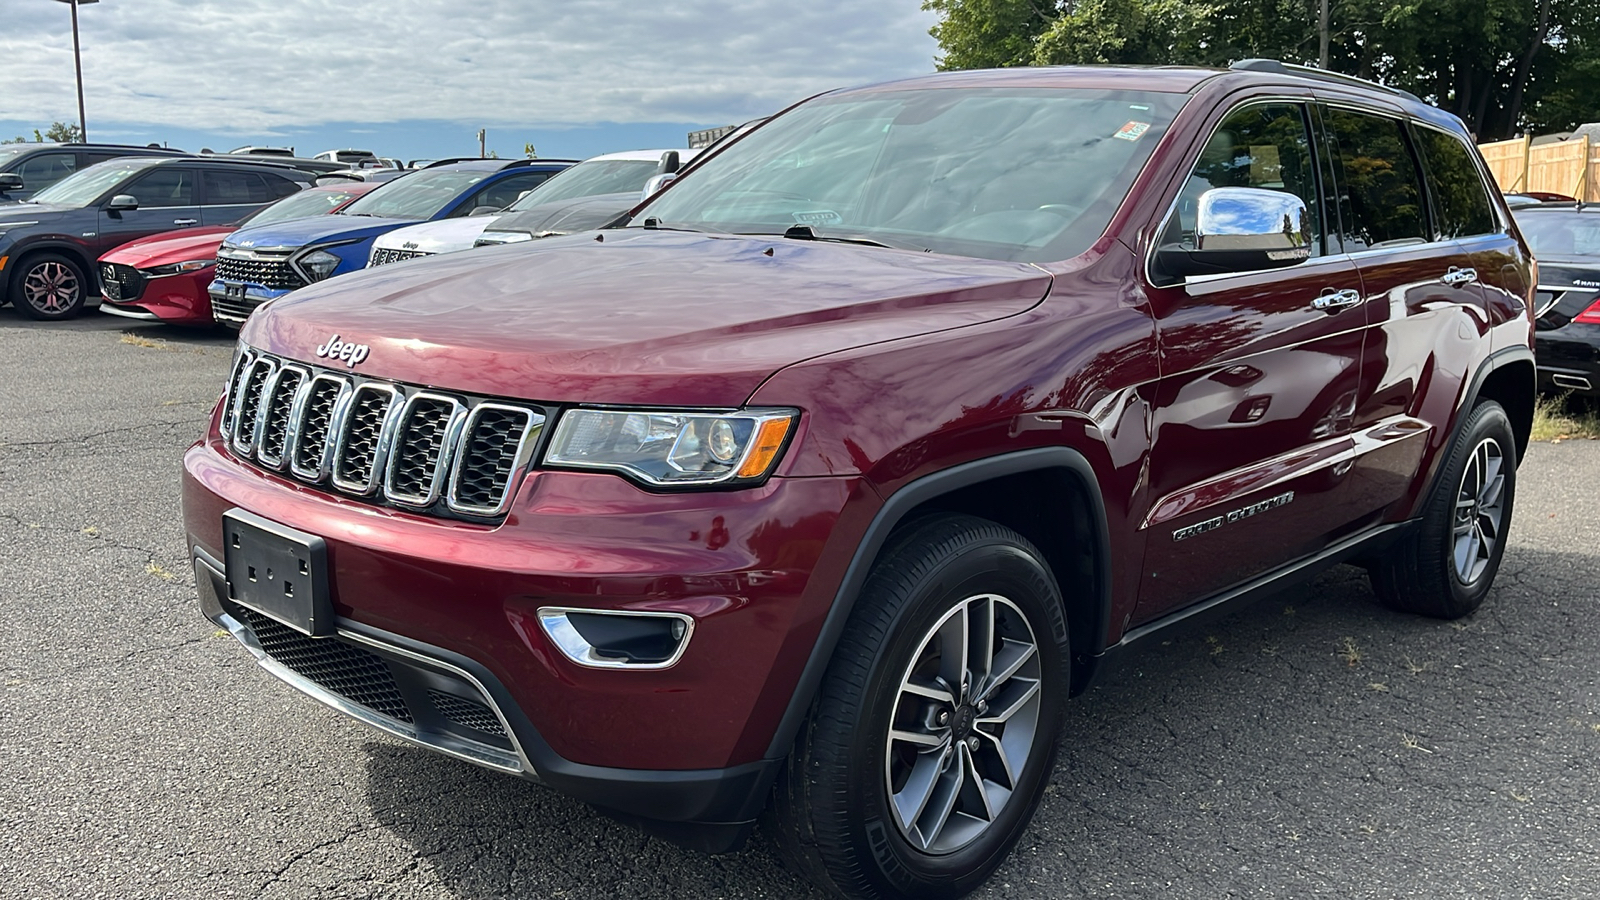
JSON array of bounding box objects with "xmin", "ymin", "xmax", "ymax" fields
[
  {"xmin": 641, "ymin": 172, "xmax": 676, "ymax": 200},
  {"xmin": 657, "ymin": 151, "xmax": 682, "ymax": 175},
  {"xmin": 106, "ymin": 194, "xmax": 139, "ymax": 211},
  {"xmin": 1155, "ymin": 187, "xmax": 1310, "ymax": 280},
  {"xmin": 0, "ymin": 173, "xmax": 22, "ymax": 192}
]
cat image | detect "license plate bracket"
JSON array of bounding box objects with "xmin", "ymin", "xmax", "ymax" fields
[
  {"xmin": 223, "ymin": 282, "xmax": 246, "ymax": 302},
  {"xmin": 223, "ymin": 509, "xmax": 333, "ymax": 636}
]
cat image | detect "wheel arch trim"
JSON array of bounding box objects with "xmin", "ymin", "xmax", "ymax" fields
[
  {"xmin": 1422, "ymin": 345, "xmax": 1534, "ymax": 508},
  {"xmin": 763, "ymin": 446, "xmax": 1113, "ymax": 760}
]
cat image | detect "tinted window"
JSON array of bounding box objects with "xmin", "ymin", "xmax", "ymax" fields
[
  {"xmin": 15, "ymin": 152, "xmax": 77, "ymax": 192},
  {"xmin": 266, "ymin": 175, "xmax": 302, "ymax": 198},
  {"xmin": 1415, "ymin": 128, "xmax": 1496, "ymax": 239},
  {"xmin": 636, "ymin": 87, "xmax": 1187, "ymax": 262},
  {"xmin": 1172, "ymin": 103, "xmax": 1322, "ymax": 256},
  {"xmin": 203, "ymin": 170, "xmax": 275, "ymax": 205},
  {"xmin": 125, "ymin": 168, "xmax": 196, "ymax": 207},
  {"xmin": 1511, "ymin": 210, "xmax": 1600, "ymax": 258},
  {"xmin": 1324, "ymin": 109, "xmax": 1427, "ymax": 250},
  {"xmin": 458, "ymin": 171, "xmax": 555, "ymax": 215}
]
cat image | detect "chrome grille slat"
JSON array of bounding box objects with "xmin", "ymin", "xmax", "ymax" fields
[{"xmin": 222, "ymin": 350, "xmax": 542, "ymax": 519}]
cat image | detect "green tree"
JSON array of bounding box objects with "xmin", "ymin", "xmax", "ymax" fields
[
  {"xmin": 925, "ymin": 0, "xmax": 1600, "ymax": 138},
  {"xmin": 524, "ymin": 142, "xmax": 538, "ymax": 159},
  {"xmin": 3, "ymin": 122, "xmax": 84, "ymax": 144}
]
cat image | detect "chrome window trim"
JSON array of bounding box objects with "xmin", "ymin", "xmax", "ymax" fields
[
  {"xmin": 446, "ymin": 402, "xmax": 545, "ymax": 517},
  {"xmin": 383, "ymin": 393, "xmax": 468, "ymax": 508},
  {"xmin": 330, "ymin": 382, "xmax": 404, "ymax": 496}
]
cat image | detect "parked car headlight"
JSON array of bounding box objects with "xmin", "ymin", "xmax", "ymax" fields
[
  {"xmin": 145, "ymin": 259, "xmax": 213, "ymax": 276},
  {"xmin": 545, "ymin": 408, "xmax": 796, "ymax": 487},
  {"xmin": 295, "ymin": 249, "xmax": 342, "ymax": 282},
  {"xmin": 475, "ymin": 231, "xmax": 534, "ymax": 246}
]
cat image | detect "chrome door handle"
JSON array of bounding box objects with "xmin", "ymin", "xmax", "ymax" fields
[
  {"xmin": 1311, "ymin": 288, "xmax": 1362, "ymax": 311},
  {"xmin": 1441, "ymin": 266, "xmax": 1478, "ymax": 287},
  {"xmin": 174, "ymin": 218, "xmax": 199, "ymax": 226}
]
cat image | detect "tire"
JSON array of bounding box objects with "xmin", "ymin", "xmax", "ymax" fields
[
  {"xmin": 1366, "ymin": 400, "xmax": 1517, "ymax": 619},
  {"xmin": 768, "ymin": 514, "xmax": 1070, "ymax": 900},
  {"xmin": 11, "ymin": 252, "xmax": 90, "ymax": 320}
]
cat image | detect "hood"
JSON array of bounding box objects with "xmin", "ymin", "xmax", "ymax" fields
[
  {"xmin": 224, "ymin": 213, "xmax": 418, "ymax": 252},
  {"xmin": 491, "ymin": 192, "xmax": 635, "ymax": 236},
  {"xmin": 101, "ymin": 225, "xmax": 233, "ymax": 268},
  {"xmin": 0, "ymin": 201, "xmax": 71, "ymax": 224},
  {"xmin": 369, "ymin": 217, "xmax": 491, "ymax": 255},
  {"xmin": 242, "ymin": 229, "xmax": 1052, "ymax": 407}
]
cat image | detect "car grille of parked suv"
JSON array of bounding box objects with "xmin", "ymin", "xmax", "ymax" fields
[
  {"xmin": 214, "ymin": 253, "xmax": 307, "ymax": 291},
  {"xmin": 99, "ymin": 263, "xmax": 146, "ymax": 302},
  {"xmin": 221, "ymin": 349, "xmax": 546, "ymax": 520},
  {"xmin": 369, "ymin": 247, "xmax": 434, "ymax": 267}
]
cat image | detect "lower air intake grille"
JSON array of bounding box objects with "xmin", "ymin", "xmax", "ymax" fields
[
  {"xmin": 428, "ymin": 690, "xmax": 507, "ymax": 737},
  {"xmin": 235, "ymin": 605, "xmax": 413, "ymax": 723},
  {"xmin": 100, "ymin": 262, "xmax": 145, "ymax": 302}
]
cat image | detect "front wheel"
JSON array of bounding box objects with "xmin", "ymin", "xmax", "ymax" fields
[
  {"xmin": 12, "ymin": 252, "xmax": 90, "ymax": 320},
  {"xmin": 1366, "ymin": 400, "xmax": 1517, "ymax": 618},
  {"xmin": 769, "ymin": 514, "xmax": 1069, "ymax": 900}
]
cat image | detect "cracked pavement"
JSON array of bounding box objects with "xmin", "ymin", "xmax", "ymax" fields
[{"xmin": 1, "ymin": 311, "xmax": 1596, "ymax": 899}]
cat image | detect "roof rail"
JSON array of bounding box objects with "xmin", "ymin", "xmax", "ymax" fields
[{"xmin": 1230, "ymin": 58, "xmax": 1423, "ymax": 104}]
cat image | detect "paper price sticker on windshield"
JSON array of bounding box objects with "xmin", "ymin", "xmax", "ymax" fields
[{"xmin": 1113, "ymin": 121, "xmax": 1151, "ymax": 141}]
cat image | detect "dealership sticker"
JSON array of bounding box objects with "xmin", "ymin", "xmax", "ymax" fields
[{"xmin": 1113, "ymin": 121, "xmax": 1151, "ymax": 141}]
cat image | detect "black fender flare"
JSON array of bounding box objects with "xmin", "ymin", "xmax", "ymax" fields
[
  {"xmin": 1419, "ymin": 345, "xmax": 1535, "ymax": 507},
  {"xmin": 762, "ymin": 446, "xmax": 1113, "ymax": 760}
]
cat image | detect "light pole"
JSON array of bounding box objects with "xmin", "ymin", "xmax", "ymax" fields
[{"xmin": 51, "ymin": 0, "xmax": 99, "ymax": 143}]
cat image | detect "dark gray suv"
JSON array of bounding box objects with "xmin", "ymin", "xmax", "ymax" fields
[
  {"xmin": 0, "ymin": 142, "xmax": 188, "ymax": 204},
  {"xmin": 0, "ymin": 156, "xmax": 313, "ymax": 320}
]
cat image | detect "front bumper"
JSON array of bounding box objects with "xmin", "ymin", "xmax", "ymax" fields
[
  {"xmin": 102, "ymin": 271, "xmax": 215, "ymax": 325},
  {"xmin": 182, "ymin": 430, "xmax": 866, "ymax": 836}
]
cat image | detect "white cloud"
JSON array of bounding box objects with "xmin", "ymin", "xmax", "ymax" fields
[{"xmin": 0, "ymin": 0, "xmax": 941, "ymax": 133}]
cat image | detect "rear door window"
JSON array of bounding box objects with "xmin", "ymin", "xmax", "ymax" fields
[
  {"xmin": 1413, "ymin": 127, "xmax": 1497, "ymax": 239},
  {"xmin": 1323, "ymin": 109, "xmax": 1429, "ymax": 251},
  {"xmin": 15, "ymin": 152, "xmax": 77, "ymax": 193},
  {"xmin": 203, "ymin": 170, "xmax": 276, "ymax": 206}
]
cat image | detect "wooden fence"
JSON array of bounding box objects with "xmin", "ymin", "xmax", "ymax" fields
[{"xmin": 1479, "ymin": 135, "xmax": 1600, "ymax": 201}]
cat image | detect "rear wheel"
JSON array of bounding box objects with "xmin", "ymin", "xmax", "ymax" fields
[
  {"xmin": 1366, "ymin": 400, "xmax": 1517, "ymax": 618},
  {"xmin": 12, "ymin": 252, "xmax": 89, "ymax": 320},
  {"xmin": 769, "ymin": 514, "xmax": 1069, "ymax": 900}
]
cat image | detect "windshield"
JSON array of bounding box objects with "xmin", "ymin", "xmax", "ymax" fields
[
  {"xmin": 338, "ymin": 169, "xmax": 487, "ymax": 219},
  {"xmin": 1512, "ymin": 210, "xmax": 1600, "ymax": 258},
  {"xmin": 240, "ymin": 188, "xmax": 359, "ymax": 228},
  {"xmin": 507, "ymin": 159, "xmax": 661, "ymax": 210},
  {"xmin": 30, "ymin": 161, "xmax": 147, "ymax": 207},
  {"xmin": 634, "ymin": 87, "xmax": 1184, "ymax": 262}
]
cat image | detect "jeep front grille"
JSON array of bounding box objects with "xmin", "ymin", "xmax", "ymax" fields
[
  {"xmin": 369, "ymin": 247, "xmax": 434, "ymax": 267},
  {"xmin": 224, "ymin": 349, "xmax": 544, "ymax": 519}
]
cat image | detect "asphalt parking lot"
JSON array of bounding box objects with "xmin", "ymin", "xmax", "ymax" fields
[{"xmin": 1, "ymin": 310, "xmax": 1597, "ymax": 900}]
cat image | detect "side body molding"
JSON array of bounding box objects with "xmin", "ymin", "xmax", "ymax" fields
[{"xmin": 763, "ymin": 446, "xmax": 1113, "ymax": 760}]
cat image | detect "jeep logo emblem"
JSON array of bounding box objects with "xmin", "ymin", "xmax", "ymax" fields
[
  {"xmin": 315, "ymin": 334, "xmax": 370, "ymax": 368},
  {"xmin": 401, "ymin": 241, "xmax": 419, "ymax": 250}
]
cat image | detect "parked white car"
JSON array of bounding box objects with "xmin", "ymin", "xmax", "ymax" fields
[{"xmin": 366, "ymin": 148, "xmax": 695, "ymax": 267}]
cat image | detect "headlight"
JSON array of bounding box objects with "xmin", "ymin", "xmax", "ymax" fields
[
  {"xmin": 145, "ymin": 259, "xmax": 213, "ymax": 276},
  {"xmin": 545, "ymin": 408, "xmax": 797, "ymax": 487},
  {"xmin": 475, "ymin": 231, "xmax": 534, "ymax": 246},
  {"xmin": 295, "ymin": 249, "xmax": 341, "ymax": 282}
]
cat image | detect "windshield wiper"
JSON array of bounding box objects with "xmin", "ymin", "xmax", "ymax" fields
[{"xmin": 743, "ymin": 224, "xmax": 907, "ymax": 250}]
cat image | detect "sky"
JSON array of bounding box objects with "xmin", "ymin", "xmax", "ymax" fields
[{"xmin": 0, "ymin": 0, "xmax": 942, "ymax": 161}]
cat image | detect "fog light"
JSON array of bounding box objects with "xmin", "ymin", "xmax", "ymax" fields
[{"xmin": 537, "ymin": 607, "xmax": 694, "ymax": 670}]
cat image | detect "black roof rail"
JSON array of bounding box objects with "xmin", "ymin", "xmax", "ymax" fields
[
  {"xmin": 422, "ymin": 156, "xmax": 582, "ymax": 170},
  {"xmin": 1230, "ymin": 58, "xmax": 1423, "ymax": 104}
]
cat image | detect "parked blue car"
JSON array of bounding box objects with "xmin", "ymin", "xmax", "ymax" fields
[{"xmin": 209, "ymin": 158, "xmax": 573, "ymax": 325}]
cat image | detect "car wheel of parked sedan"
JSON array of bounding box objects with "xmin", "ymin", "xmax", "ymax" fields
[
  {"xmin": 769, "ymin": 514, "xmax": 1069, "ymax": 900},
  {"xmin": 12, "ymin": 252, "xmax": 89, "ymax": 320},
  {"xmin": 1366, "ymin": 400, "xmax": 1517, "ymax": 619}
]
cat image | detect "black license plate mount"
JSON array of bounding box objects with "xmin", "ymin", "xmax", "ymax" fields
[{"xmin": 223, "ymin": 509, "xmax": 333, "ymax": 636}]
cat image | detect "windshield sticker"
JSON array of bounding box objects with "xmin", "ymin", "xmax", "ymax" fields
[
  {"xmin": 792, "ymin": 209, "xmax": 843, "ymax": 226},
  {"xmin": 1113, "ymin": 121, "xmax": 1151, "ymax": 142}
]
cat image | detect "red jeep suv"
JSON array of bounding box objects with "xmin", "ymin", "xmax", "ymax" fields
[{"xmin": 182, "ymin": 61, "xmax": 1535, "ymax": 899}]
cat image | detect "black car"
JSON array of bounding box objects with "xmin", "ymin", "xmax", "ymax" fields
[
  {"xmin": 1513, "ymin": 203, "xmax": 1600, "ymax": 396},
  {"xmin": 0, "ymin": 142, "xmax": 190, "ymax": 204},
  {"xmin": 0, "ymin": 156, "xmax": 314, "ymax": 320}
]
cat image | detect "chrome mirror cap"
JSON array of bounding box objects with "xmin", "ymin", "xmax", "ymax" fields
[{"xmin": 1195, "ymin": 187, "xmax": 1311, "ymax": 254}]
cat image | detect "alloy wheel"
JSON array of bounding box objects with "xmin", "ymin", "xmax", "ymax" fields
[
  {"xmin": 1453, "ymin": 437, "xmax": 1506, "ymax": 584},
  {"xmin": 22, "ymin": 261, "xmax": 82, "ymax": 315},
  {"xmin": 885, "ymin": 593, "xmax": 1043, "ymax": 854}
]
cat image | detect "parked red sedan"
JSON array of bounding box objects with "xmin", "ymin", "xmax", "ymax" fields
[{"xmin": 99, "ymin": 182, "xmax": 382, "ymax": 325}]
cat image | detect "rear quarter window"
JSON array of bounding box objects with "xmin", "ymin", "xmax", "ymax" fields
[{"xmin": 1415, "ymin": 127, "xmax": 1497, "ymax": 239}]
